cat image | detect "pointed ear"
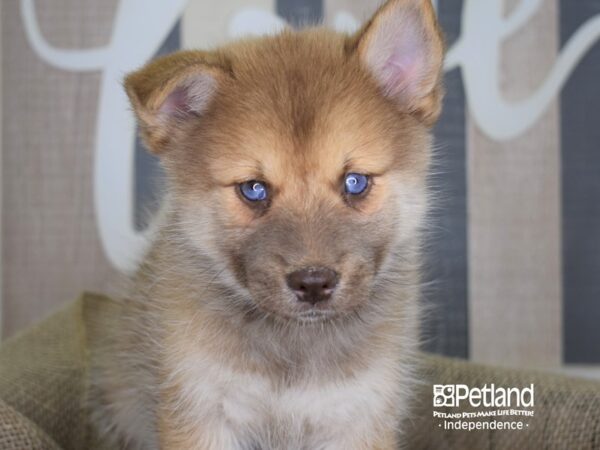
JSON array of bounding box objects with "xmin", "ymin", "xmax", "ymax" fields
[
  {"xmin": 354, "ymin": 0, "xmax": 445, "ymax": 126},
  {"xmin": 124, "ymin": 51, "xmax": 229, "ymax": 154}
]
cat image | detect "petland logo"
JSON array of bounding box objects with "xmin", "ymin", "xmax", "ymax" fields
[
  {"xmin": 433, "ymin": 384, "xmax": 535, "ymax": 431},
  {"xmin": 433, "ymin": 384, "xmax": 535, "ymax": 408}
]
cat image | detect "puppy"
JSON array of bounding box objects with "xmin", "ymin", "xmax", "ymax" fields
[{"xmin": 87, "ymin": 0, "xmax": 444, "ymax": 448}]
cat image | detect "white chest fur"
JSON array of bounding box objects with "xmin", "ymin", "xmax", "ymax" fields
[{"xmin": 168, "ymin": 352, "xmax": 404, "ymax": 450}]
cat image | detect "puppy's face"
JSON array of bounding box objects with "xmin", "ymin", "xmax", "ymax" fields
[{"xmin": 126, "ymin": 0, "xmax": 444, "ymax": 322}]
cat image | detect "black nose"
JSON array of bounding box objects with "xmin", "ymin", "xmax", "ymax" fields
[{"xmin": 286, "ymin": 267, "xmax": 339, "ymax": 305}]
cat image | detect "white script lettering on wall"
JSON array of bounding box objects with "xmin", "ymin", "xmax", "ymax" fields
[
  {"xmin": 19, "ymin": 0, "xmax": 600, "ymax": 272},
  {"xmin": 21, "ymin": 0, "xmax": 188, "ymax": 272}
]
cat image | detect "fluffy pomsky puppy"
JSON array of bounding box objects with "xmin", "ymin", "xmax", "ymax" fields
[{"xmin": 87, "ymin": 0, "xmax": 445, "ymax": 448}]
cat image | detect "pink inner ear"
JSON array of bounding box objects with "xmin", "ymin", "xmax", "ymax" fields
[
  {"xmin": 381, "ymin": 41, "xmax": 423, "ymax": 98},
  {"xmin": 159, "ymin": 87, "xmax": 192, "ymax": 117},
  {"xmin": 158, "ymin": 73, "xmax": 217, "ymax": 119},
  {"xmin": 363, "ymin": 7, "xmax": 430, "ymax": 102}
]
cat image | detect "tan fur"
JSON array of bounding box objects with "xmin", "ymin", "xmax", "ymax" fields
[{"xmin": 87, "ymin": 1, "xmax": 444, "ymax": 448}]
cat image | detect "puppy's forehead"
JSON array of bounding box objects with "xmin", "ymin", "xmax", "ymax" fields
[
  {"xmin": 206, "ymin": 103, "xmax": 399, "ymax": 186},
  {"xmin": 205, "ymin": 30, "xmax": 410, "ymax": 184}
]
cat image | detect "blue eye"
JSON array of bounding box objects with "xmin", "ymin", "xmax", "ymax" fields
[
  {"xmin": 240, "ymin": 180, "xmax": 268, "ymax": 202},
  {"xmin": 344, "ymin": 173, "xmax": 369, "ymax": 195}
]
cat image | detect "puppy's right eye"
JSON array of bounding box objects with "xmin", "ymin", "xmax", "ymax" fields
[
  {"xmin": 344, "ymin": 173, "xmax": 369, "ymax": 196},
  {"xmin": 239, "ymin": 180, "xmax": 268, "ymax": 202}
]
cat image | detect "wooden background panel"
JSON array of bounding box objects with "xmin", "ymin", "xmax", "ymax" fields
[
  {"xmin": 468, "ymin": 0, "xmax": 562, "ymax": 368},
  {"xmin": 182, "ymin": 0, "xmax": 275, "ymax": 49},
  {"xmin": 1, "ymin": 0, "xmax": 119, "ymax": 337},
  {"xmin": 324, "ymin": 0, "xmax": 376, "ymax": 24},
  {"xmin": 561, "ymin": 0, "xmax": 600, "ymax": 364}
]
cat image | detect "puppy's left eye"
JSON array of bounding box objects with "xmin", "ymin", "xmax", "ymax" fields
[
  {"xmin": 344, "ymin": 173, "xmax": 369, "ymax": 195},
  {"xmin": 239, "ymin": 180, "xmax": 268, "ymax": 202}
]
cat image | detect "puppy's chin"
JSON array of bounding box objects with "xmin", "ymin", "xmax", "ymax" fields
[
  {"xmin": 242, "ymin": 288, "xmax": 340, "ymax": 324},
  {"xmin": 248, "ymin": 301, "xmax": 340, "ymax": 324},
  {"xmin": 295, "ymin": 309, "xmax": 337, "ymax": 324}
]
